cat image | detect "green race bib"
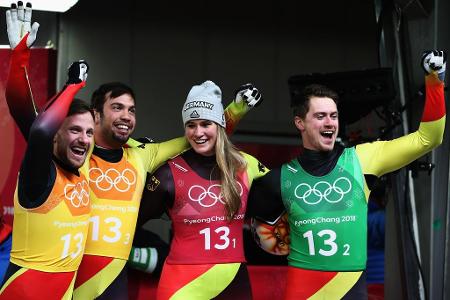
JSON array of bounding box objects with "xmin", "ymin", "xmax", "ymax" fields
[{"xmin": 281, "ymin": 148, "xmax": 367, "ymax": 271}]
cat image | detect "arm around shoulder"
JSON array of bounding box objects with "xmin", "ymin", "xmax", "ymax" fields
[
  {"xmin": 145, "ymin": 136, "xmax": 189, "ymax": 173},
  {"xmin": 137, "ymin": 163, "xmax": 174, "ymax": 228}
]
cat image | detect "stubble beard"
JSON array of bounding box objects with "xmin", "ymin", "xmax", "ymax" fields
[{"xmin": 113, "ymin": 132, "xmax": 129, "ymax": 145}]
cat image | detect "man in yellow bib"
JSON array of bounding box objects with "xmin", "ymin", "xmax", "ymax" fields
[{"xmin": 0, "ymin": 3, "xmax": 93, "ymax": 299}]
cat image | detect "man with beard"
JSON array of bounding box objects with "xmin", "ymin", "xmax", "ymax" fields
[
  {"xmin": 0, "ymin": 3, "xmax": 93, "ymax": 298},
  {"xmin": 73, "ymin": 82, "xmax": 262, "ymax": 299},
  {"xmin": 248, "ymin": 51, "xmax": 446, "ymax": 299}
]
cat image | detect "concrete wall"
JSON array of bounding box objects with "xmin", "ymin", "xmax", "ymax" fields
[{"xmin": 55, "ymin": 0, "xmax": 378, "ymax": 141}]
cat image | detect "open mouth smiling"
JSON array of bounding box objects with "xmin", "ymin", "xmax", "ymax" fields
[
  {"xmin": 71, "ymin": 146, "xmax": 87, "ymax": 157},
  {"xmin": 321, "ymin": 130, "xmax": 334, "ymax": 139},
  {"xmin": 194, "ymin": 139, "xmax": 207, "ymax": 144}
]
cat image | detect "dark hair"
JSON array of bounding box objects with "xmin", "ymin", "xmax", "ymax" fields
[
  {"xmin": 292, "ymin": 84, "xmax": 339, "ymax": 118},
  {"xmin": 68, "ymin": 98, "xmax": 94, "ymax": 119},
  {"xmin": 91, "ymin": 82, "xmax": 135, "ymax": 114}
]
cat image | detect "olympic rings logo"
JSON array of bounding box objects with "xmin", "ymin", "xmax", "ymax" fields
[
  {"xmin": 64, "ymin": 180, "xmax": 89, "ymax": 208},
  {"xmin": 188, "ymin": 182, "xmax": 243, "ymax": 208},
  {"xmin": 294, "ymin": 177, "xmax": 352, "ymax": 205},
  {"xmin": 89, "ymin": 167, "xmax": 137, "ymax": 192}
]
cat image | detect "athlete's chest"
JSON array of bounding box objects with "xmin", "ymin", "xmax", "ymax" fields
[{"xmin": 88, "ymin": 152, "xmax": 145, "ymax": 202}]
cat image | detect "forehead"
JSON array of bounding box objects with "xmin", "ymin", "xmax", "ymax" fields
[
  {"xmin": 105, "ymin": 93, "xmax": 135, "ymax": 107},
  {"xmin": 185, "ymin": 119, "xmax": 216, "ymax": 126},
  {"xmin": 308, "ymin": 96, "xmax": 337, "ymax": 113},
  {"xmin": 63, "ymin": 112, "xmax": 95, "ymax": 129}
]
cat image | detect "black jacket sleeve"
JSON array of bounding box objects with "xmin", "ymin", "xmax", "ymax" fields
[
  {"xmin": 246, "ymin": 167, "xmax": 286, "ymax": 223},
  {"xmin": 137, "ymin": 163, "xmax": 175, "ymax": 228}
]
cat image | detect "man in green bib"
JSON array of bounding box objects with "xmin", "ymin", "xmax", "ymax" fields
[{"xmin": 247, "ymin": 51, "xmax": 446, "ymax": 299}]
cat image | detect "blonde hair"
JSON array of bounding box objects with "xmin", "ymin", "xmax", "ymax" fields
[{"xmin": 215, "ymin": 127, "xmax": 247, "ymax": 220}]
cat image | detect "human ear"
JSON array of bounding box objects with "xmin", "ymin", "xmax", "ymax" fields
[
  {"xmin": 294, "ymin": 116, "xmax": 305, "ymax": 131},
  {"xmin": 94, "ymin": 110, "xmax": 101, "ymax": 125}
]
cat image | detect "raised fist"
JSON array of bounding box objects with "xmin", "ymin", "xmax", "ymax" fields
[
  {"xmin": 6, "ymin": 2, "xmax": 39, "ymax": 49},
  {"xmin": 66, "ymin": 60, "xmax": 89, "ymax": 84},
  {"xmin": 422, "ymin": 50, "xmax": 446, "ymax": 81},
  {"xmin": 234, "ymin": 83, "xmax": 263, "ymax": 108}
]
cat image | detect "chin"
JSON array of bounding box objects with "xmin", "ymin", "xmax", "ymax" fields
[
  {"xmin": 114, "ymin": 135, "xmax": 129, "ymax": 145},
  {"xmin": 319, "ymin": 143, "xmax": 335, "ymax": 152},
  {"xmin": 194, "ymin": 147, "xmax": 214, "ymax": 156},
  {"xmin": 70, "ymin": 155, "xmax": 87, "ymax": 169},
  {"xmin": 70, "ymin": 160, "xmax": 83, "ymax": 169}
]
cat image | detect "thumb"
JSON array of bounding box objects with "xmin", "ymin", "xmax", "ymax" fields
[{"xmin": 26, "ymin": 22, "xmax": 39, "ymax": 47}]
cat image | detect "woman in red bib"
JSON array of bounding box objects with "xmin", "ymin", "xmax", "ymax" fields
[{"xmin": 138, "ymin": 81, "xmax": 266, "ymax": 299}]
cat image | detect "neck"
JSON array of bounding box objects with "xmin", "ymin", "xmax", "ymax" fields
[
  {"xmin": 52, "ymin": 155, "xmax": 79, "ymax": 175},
  {"xmin": 189, "ymin": 149, "xmax": 216, "ymax": 163},
  {"xmin": 93, "ymin": 145, "xmax": 123, "ymax": 163},
  {"xmin": 94, "ymin": 133, "xmax": 124, "ymax": 150},
  {"xmin": 298, "ymin": 144, "xmax": 344, "ymax": 176},
  {"xmin": 183, "ymin": 149, "xmax": 219, "ymax": 180},
  {"xmin": 302, "ymin": 146, "xmax": 334, "ymax": 155}
]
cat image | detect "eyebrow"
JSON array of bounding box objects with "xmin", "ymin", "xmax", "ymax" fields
[
  {"xmin": 111, "ymin": 102, "xmax": 135, "ymax": 109},
  {"xmin": 314, "ymin": 111, "xmax": 338, "ymax": 115}
]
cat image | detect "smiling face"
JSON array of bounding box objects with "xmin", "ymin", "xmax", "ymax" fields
[
  {"xmin": 53, "ymin": 112, "xmax": 94, "ymax": 168},
  {"xmin": 94, "ymin": 93, "xmax": 136, "ymax": 149},
  {"xmin": 294, "ymin": 96, "xmax": 339, "ymax": 152},
  {"xmin": 185, "ymin": 119, "xmax": 218, "ymax": 156}
]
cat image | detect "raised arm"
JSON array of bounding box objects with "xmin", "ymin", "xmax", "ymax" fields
[
  {"xmin": 33, "ymin": 61, "xmax": 89, "ymax": 139},
  {"xmin": 225, "ymin": 83, "xmax": 262, "ymax": 134},
  {"xmin": 19, "ymin": 61, "xmax": 89, "ymax": 208},
  {"xmin": 134, "ymin": 83, "xmax": 263, "ymax": 173},
  {"xmin": 356, "ymin": 50, "xmax": 446, "ymax": 177},
  {"xmin": 5, "ymin": 2, "xmax": 40, "ymax": 138}
]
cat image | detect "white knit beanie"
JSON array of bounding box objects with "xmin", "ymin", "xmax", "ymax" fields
[{"xmin": 182, "ymin": 80, "xmax": 225, "ymax": 128}]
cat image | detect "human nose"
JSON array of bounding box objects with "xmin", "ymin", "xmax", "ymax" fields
[
  {"xmin": 324, "ymin": 115, "xmax": 334, "ymax": 125},
  {"xmin": 193, "ymin": 126, "xmax": 204, "ymax": 137},
  {"xmin": 78, "ymin": 132, "xmax": 91, "ymax": 145},
  {"xmin": 120, "ymin": 109, "xmax": 132, "ymax": 121}
]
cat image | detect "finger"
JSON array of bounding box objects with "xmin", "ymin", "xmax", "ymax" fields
[
  {"xmin": 81, "ymin": 60, "xmax": 89, "ymax": 72},
  {"xmin": 17, "ymin": 1, "xmax": 24, "ymax": 21},
  {"xmin": 243, "ymin": 89, "xmax": 252, "ymax": 99},
  {"xmin": 22, "ymin": 9, "xmax": 31, "ymax": 33},
  {"xmin": 6, "ymin": 10, "xmax": 12, "ymax": 29},
  {"xmin": 79, "ymin": 61, "xmax": 89, "ymax": 75},
  {"xmin": 26, "ymin": 21, "xmax": 39, "ymax": 47},
  {"xmin": 244, "ymin": 83, "xmax": 254, "ymax": 90},
  {"xmin": 30, "ymin": 21, "xmax": 40, "ymax": 33},
  {"xmin": 24, "ymin": 2, "xmax": 32, "ymax": 23},
  {"xmin": 10, "ymin": 4, "xmax": 18, "ymax": 22},
  {"xmin": 254, "ymin": 96, "xmax": 263, "ymax": 107},
  {"xmin": 236, "ymin": 83, "xmax": 253, "ymax": 94}
]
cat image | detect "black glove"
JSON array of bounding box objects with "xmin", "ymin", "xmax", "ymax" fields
[
  {"xmin": 234, "ymin": 83, "xmax": 263, "ymax": 108},
  {"xmin": 421, "ymin": 50, "xmax": 446, "ymax": 81},
  {"xmin": 66, "ymin": 60, "xmax": 89, "ymax": 84}
]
